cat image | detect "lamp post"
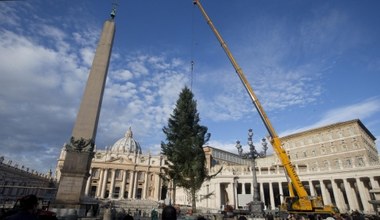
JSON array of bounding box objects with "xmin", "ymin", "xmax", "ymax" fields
[{"xmin": 235, "ymin": 129, "xmax": 268, "ymax": 218}]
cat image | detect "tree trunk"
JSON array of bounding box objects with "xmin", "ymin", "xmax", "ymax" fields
[
  {"xmin": 172, "ymin": 182, "xmax": 176, "ymax": 205},
  {"xmin": 191, "ymin": 187, "xmax": 197, "ymax": 213}
]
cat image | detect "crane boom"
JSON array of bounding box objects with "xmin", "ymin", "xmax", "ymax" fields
[
  {"xmin": 193, "ymin": 0, "xmax": 308, "ymax": 198},
  {"xmin": 193, "ymin": 0, "xmax": 338, "ymax": 214}
]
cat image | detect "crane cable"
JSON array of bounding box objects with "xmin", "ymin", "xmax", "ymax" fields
[{"xmin": 190, "ymin": 3, "xmax": 196, "ymax": 91}]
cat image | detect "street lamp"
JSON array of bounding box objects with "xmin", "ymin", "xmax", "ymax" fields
[{"xmin": 235, "ymin": 128, "xmax": 268, "ymax": 218}]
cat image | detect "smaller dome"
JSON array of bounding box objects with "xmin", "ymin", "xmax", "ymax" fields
[{"xmin": 109, "ymin": 127, "xmax": 142, "ymax": 154}]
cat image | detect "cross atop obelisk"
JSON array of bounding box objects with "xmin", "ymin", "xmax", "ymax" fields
[{"xmin": 55, "ymin": 9, "xmax": 116, "ymax": 205}]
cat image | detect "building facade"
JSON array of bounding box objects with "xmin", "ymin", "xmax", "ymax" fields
[
  {"xmin": 55, "ymin": 119, "xmax": 380, "ymax": 215},
  {"xmin": 187, "ymin": 119, "xmax": 380, "ymax": 214},
  {"xmin": 0, "ymin": 156, "xmax": 56, "ymax": 204},
  {"xmin": 56, "ymin": 127, "xmax": 166, "ymax": 202}
]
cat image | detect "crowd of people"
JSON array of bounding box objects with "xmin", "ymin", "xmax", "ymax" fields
[{"xmin": 1, "ymin": 194, "xmax": 379, "ymax": 220}]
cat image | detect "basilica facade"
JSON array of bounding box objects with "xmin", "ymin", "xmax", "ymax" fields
[{"xmin": 55, "ymin": 119, "xmax": 380, "ymax": 215}]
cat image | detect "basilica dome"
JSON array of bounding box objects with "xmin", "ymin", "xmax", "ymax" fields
[{"xmin": 109, "ymin": 127, "xmax": 142, "ymax": 154}]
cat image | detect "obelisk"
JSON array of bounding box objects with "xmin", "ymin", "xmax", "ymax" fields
[{"xmin": 55, "ymin": 11, "xmax": 116, "ymax": 205}]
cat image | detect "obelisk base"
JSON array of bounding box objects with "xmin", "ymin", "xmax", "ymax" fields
[
  {"xmin": 248, "ymin": 200, "xmax": 265, "ymax": 219},
  {"xmin": 55, "ymin": 151, "xmax": 93, "ymax": 204}
]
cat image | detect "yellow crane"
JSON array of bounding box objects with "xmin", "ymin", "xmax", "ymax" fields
[{"xmin": 193, "ymin": 0, "xmax": 339, "ymax": 216}]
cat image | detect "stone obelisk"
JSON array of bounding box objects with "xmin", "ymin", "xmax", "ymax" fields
[{"xmin": 55, "ymin": 12, "xmax": 116, "ymax": 205}]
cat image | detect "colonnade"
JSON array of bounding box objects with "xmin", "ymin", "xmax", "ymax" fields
[
  {"xmin": 84, "ymin": 168, "xmax": 161, "ymax": 201},
  {"xmin": 232, "ymin": 176, "xmax": 380, "ymax": 214}
]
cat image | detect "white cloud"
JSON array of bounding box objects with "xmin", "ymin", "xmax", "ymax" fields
[
  {"xmin": 0, "ymin": 9, "xmax": 96, "ymax": 173},
  {"xmin": 0, "ymin": 31, "xmax": 61, "ymax": 100},
  {"xmin": 316, "ymin": 98, "xmax": 380, "ymax": 126},
  {"xmin": 95, "ymin": 53, "xmax": 189, "ymax": 149},
  {"xmin": 281, "ymin": 98, "xmax": 380, "ymax": 136},
  {"xmin": 40, "ymin": 24, "xmax": 67, "ymax": 41},
  {"xmin": 112, "ymin": 69, "xmax": 133, "ymax": 81},
  {"xmin": 0, "ymin": 2, "xmax": 26, "ymax": 27},
  {"xmin": 80, "ymin": 47, "xmax": 95, "ymax": 66}
]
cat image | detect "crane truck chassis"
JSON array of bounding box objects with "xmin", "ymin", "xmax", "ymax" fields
[{"xmin": 193, "ymin": 0, "xmax": 339, "ymax": 217}]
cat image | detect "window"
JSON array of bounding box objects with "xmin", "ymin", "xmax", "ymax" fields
[
  {"xmin": 90, "ymin": 186, "xmax": 97, "ymax": 197},
  {"xmin": 356, "ymin": 157, "xmax": 365, "ymax": 167},
  {"xmin": 138, "ymin": 172, "xmax": 144, "ymax": 181},
  {"xmin": 311, "ymin": 162, "xmax": 317, "ymax": 171},
  {"xmin": 92, "ymin": 169, "xmax": 99, "ymax": 178},
  {"xmin": 237, "ymin": 183, "xmax": 242, "ymax": 194},
  {"xmin": 125, "ymin": 172, "xmax": 130, "ymax": 182},
  {"xmin": 114, "ymin": 187, "xmax": 120, "ymax": 198},
  {"xmin": 338, "ymin": 130, "xmax": 343, "ymax": 138},
  {"xmin": 345, "ymin": 159, "xmax": 352, "ymax": 168},
  {"xmin": 245, "ymin": 183, "xmax": 251, "ymax": 194},
  {"xmin": 321, "ymin": 146, "xmax": 326, "ymax": 154},
  {"xmin": 342, "ymin": 145, "xmax": 347, "ymax": 151},
  {"xmin": 353, "ymin": 143, "xmax": 359, "ymax": 149},
  {"xmin": 323, "ymin": 160, "xmax": 329, "ymax": 168},
  {"xmin": 327, "ymin": 132, "xmax": 333, "ymax": 140},
  {"xmin": 334, "ymin": 160, "xmax": 340, "ymax": 169},
  {"xmin": 136, "ymin": 188, "xmax": 142, "ymax": 199},
  {"xmin": 115, "ymin": 169, "xmax": 122, "ymax": 180}
]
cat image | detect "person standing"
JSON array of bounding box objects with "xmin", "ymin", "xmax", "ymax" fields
[
  {"xmin": 161, "ymin": 206, "xmax": 177, "ymax": 220},
  {"xmin": 151, "ymin": 208, "xmax": 158, "ymax": 220},
  {"xmin": 5, "ymin": 194, "xmax": 39, "ymax": 220}
]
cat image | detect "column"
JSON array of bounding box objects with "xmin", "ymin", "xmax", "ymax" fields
[
  {"xmin": 259, "ymin": 182, "xmax": 265, "ymax": 206},
  {"xmin": 309, "ymin": 180, "xmax": 315, "ymax": 196},
  {"xmin": 85, "ymin": 169, "xmax": 92, "ymax": 196},
  {"xmin": 279, "ymin": 182, "xmax": 284, "ymax": 204},
  {"xmin": 108, "ymin": 169, "xmax": 116, "ymax": 199},
  {"xmin": 120, "ymin": 170, "xmax": 127, "ymax": 199},
  {"xmin": 228, "ymin": 182, "xmax": 234, "ymax": 207},
  {"xmin": 331, "ymin": 179, "xmax": 345, "ymax": 212},
  {"xmin": 96, "ymin": 169, "xmax": 104, "ymax": 197},
  {"xmin": 269, "ymin": 182, "xmax": 275, "ymax": 210},
  {"xmin": 101, "ymin": 169, "xmax": 109, "ymax": 198},
  {"xmin": 154, "ymin": 173, "xmax": 161, "ymax": 200},
  {"xmin": 233, "ymin": 180, "xmax": 238, "ymax": 209},
  {"xmin": 343, "ymin": 178, "xmax": 359, "ymax": 211},
  {"xmin": 356, "ymin": 178, "xmax": 373, "ymax": 213},
  {"xmin": 216, "ymin": 183, "xmax": 221, "ymax": 209},
  {"xmin": 132, "ymin": 171, "xmax": 138, "ymax": 199},
  {"xmin": 251, "ymin": 178, "xmax": 254, "ymax": 199},
  {"xmin": 206, "ymin": 184, "xmax": 210, "ymax": 208},
  {"xmin": 320, "ymin": 180, "xmax": 332, "ymax": 205},
  {"xmin": 143, "ymin": 172, "xmax": 149, "ymax": 199},
  {"xmin": 128, "ymin": 171, "xmax": 135, "ymax": 199}
]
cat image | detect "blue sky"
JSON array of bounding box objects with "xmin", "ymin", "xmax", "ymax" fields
[{"xmin": 0, "ymin": 0, "xmax": 379, "ymax": 174}]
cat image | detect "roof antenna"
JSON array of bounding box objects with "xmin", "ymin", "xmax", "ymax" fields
[{"xmin": 110, "ymin": 0, "xmax": 119, "ymax": 19}]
